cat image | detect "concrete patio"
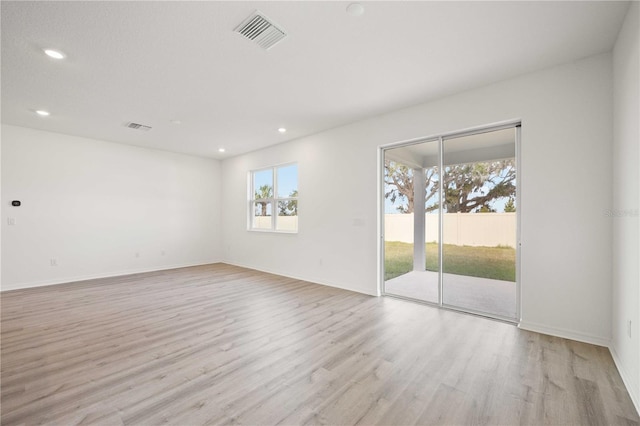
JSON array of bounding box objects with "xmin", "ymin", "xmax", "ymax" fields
[{"xmin": 384, "ymin": 270, "xmax": 517, "ymax": 320}]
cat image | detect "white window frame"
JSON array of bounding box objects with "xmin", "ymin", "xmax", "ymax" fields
[{"xmin": 248, "ymin": 163, "xmax": 298, "ymax": 233}]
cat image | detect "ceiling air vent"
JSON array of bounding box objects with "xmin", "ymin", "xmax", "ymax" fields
[
  {"xmin": 125, "ymin": 122, "xmax": 152, "ymax": 131},
  {"xmin": 235, "ymin": 11, "xmax": 287, "ymax": 50}
]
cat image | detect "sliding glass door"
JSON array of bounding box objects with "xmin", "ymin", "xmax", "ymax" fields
[
  {"xmin": 382, "ymin": 124, "xmax": 519, "ymax": 322},
  {"xmin": 383, "ymin": 139, "xmax": 439, "ymax": 304},
  {"xmin": 441, "ymin": 128, "xmax": 518, "ymax": 319}
]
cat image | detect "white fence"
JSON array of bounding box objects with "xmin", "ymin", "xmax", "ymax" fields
[
  {"xmin": 385, "ymin": 213, "xmax": 516, "ymax": 248},
  {"xmin": 253, "ymin": 216, "xmax": 298, "ymax": 231}
]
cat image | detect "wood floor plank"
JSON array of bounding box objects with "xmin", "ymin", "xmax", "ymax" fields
[{"xmin": 1, "ymin": 263, "xmax": 638, "ymax": 426}]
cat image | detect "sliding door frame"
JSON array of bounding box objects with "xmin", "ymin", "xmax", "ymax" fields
[{"xmin": 379, "ymin": 120, "xmax": 521, "ymax": 323}]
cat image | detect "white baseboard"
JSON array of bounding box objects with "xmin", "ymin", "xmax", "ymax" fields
[
  {"xmin": 609, "ymin": 346, "xmax": 640, "ymax": 416},
  {"xmin": 1, "ymin": 260, "xmax": 222, "ymax": 292},
  {"xmin": 221, "ymin": 260, "xmax": 379, "ymax": 297},
  {"xmin": 518, "ymin": 320, "xmax": 611, "ymax": 347}
]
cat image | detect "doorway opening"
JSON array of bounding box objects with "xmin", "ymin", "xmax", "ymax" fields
[{"xmin": 381, "ymin": 123, "xmax": 520, "ymax": 322}]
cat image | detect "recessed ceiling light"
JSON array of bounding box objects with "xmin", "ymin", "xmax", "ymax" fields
[
  {"xmin": 35, "ymin": 110, "xmax": 50, "ymax": 116},
  {"xmin": 278, "ymin": 127, "xmax": 287, "ymax": 133},
  {"xmin": 218, "ymin": 148, "xmax": 226, "ymax": 153},
  {"xmin": 43, "ymin": 49, "xmax": 66, "ymax": 59},
  {"xmin": 346, "ymin": 3, "xmax": 365, "ymax": 17}
]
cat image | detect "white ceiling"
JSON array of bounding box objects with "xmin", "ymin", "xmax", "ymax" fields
[
  {"xmin": 386, "ymin": 127, "xmax": 516, "ymax": 168},
  {"xmin": 1, "ymin": 1, "xmax": 630, "ymax": 159}
]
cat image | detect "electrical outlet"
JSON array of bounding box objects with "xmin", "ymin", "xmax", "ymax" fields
[
  {"xmin": 50, "ymin": 258, "xmax": 57, "ymax": 267},
  {"xmin": 7, "ymin": 218, "xmax": 16, "ymax": 226}
]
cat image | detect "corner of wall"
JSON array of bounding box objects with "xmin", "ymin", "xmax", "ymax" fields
[
  {"xmin": 518, "ymin": 321, "xmax": 611, "ymax": 348},
  {"xmin": 611, "ymin": 344, "xmax": 640, "ymax": 415},
  {"xmin": 611, "ymin": 1, "xmax": 640, "ymax": 415}
]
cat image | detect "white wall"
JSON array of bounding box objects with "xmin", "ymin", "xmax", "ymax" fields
[
  {"xmin": 0, "ymin": 126, "xmax": 2, "ymax": 287},
  {"xmin": 611, "ymin": 2, "xmax": 640, "ymax": 411},
  {"xmin": 1, "ymin": 125, "xmax": 222, "ymax": 290},
  {"xmin": 222, "ymin": 52, "xmax": 614, "ymax": 345}
]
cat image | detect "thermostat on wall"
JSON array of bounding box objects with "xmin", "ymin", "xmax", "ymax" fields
[{"xmin": 11, "ymin": 200, "xmax": 21, "ymax": 207}]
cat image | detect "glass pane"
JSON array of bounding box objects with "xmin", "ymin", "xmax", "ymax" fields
[
  {"xmin": 252, "ymin": 201, "xmax": 272, "ymax": 229},
  {"xmin": 277, "ymin": 164, "xmax": 298, "ymax": 198},
  {"xmin": 383, "ymin": 140, "xmax": 439, "ymax": 304},
  {"xmin": 253, "ymin": 169, "xmax": 273, "ymax": 200},
  {"xmin": 442, "ymin": 128, "xmax": 517, "ymax": 319},
  {"xmin": 277, "ymin": 200, "xmax": 298, "ymax": 231}
]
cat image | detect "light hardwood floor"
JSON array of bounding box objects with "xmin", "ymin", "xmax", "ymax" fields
[{"xmin": 1, "ymin": 263, "xmax": 638, "ymax": 426}]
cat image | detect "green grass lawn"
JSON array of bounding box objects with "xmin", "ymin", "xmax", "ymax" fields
[{"xmin": 385, "ymin": 241, "xmax": 516, "ymax": 282}]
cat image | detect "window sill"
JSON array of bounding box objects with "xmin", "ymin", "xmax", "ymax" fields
[{"xmin": 248, "ymin": 228, "xmax": 298, "ymax": 234}]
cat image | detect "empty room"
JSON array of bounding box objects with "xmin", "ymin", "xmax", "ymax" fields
[{"xmin": 1, "ymin": 1, "xmax": 639, "ymax": 425}]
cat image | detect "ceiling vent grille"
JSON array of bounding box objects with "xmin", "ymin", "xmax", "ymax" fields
[
  {"xmin": 235, "ymin": 11, "xmax": 287, "ymax": 50},
  {"xmin": 125, "ymin": 122, "xmax": 152, "ymax": 131}
]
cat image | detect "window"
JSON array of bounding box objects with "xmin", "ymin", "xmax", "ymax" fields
[{"xmin": 249, "ymin": 163, "xmax": 298, "ymax": 232}]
